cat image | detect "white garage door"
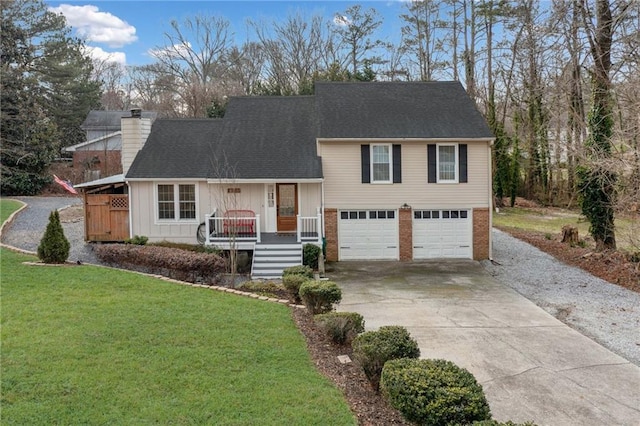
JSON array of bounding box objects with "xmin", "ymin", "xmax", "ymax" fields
[
  {"xmin": 339, "ymin": 210, "xmax": 398, "ymax": 260},
  {"xmin": 413, "ymin": 209, "xmax": 472, "ymax": 259}
]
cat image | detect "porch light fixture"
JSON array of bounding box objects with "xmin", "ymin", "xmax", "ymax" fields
[{"xmin": 401, "ymin": 203, "xmax": 411, "ymax": 209}]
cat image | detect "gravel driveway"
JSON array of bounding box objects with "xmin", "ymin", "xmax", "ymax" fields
[
  {"xmin": 3, "ymin": 197, "xmax": 639, "ymax": 366},
  {"xmin": 483, "ymin": 229, "xmax": 640, "ymax": 366},
  {"xmin": 1, "ymin": 196, "xmax": 100, "ymax": 264}
]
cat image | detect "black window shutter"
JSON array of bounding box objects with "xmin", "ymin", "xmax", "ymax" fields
[
  {"xmin": 361, "ymin": 145, "xmax": 370, "ymax": 183},
  {"xmin": 427, "ymin": 144, "xmax": 437, "ymax": 183},
  {"xmin": 459, "ymin": 144, "xmax": 468, "ymax": 183},
  {"xmin": 392, "ymin": 144, "xmax": 402, "ymax": 183}
]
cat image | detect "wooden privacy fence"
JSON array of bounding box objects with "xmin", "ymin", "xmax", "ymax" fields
[{"xmin": 84, "ymin": 194, "xmax": 129, "ymax": 242}]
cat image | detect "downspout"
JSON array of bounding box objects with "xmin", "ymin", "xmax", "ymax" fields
[
  {"xmin": 488, "ymin": 140, "xmax": 494, "ymax": 261},
  {"xmin": 126, "ymin": 179, "xmax": 133, "ymax": 239}
]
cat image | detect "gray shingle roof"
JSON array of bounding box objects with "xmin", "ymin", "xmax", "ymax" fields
[
  {"xmin": 126, "ymin": 119, "xmax": 223, "ymax": 179},
  {"xmin": 81, "ymin": 110, "xmax": 158, "ymax": 130},
  {"xmin": 216, "ymin": 96, "xmax": 321, "ymax": 179},
  {"xmin": 315, "ymin": 81, "xmax": 493, "ymax": 139},
  {"xmin": 125, "ymin": 82, "xmax": 493, "ymax": 180}
]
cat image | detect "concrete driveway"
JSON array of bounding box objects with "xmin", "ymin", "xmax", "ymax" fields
[{"xmin": 329, "ymin": 260, "xmax": 640, "ymax": 426}]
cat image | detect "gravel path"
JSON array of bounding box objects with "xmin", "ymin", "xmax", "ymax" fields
[
  {"xmin": 3, "ymin": 197, "xmax": 639, "ymax": 366},
  {"xmin": 1, "ymin": 196, "xmax": 100, "ymax": 265},
  {"xmin": 482, "ymin": 229, "xmax": 640, "ymax": 366}
]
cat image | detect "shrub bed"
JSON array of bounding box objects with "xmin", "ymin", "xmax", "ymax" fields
[
  {"xmin": 299, "ymin": 280, "xmax": 342, "ymax": 314},
  {"xmin": 314, "ymin": 311, "xmax": 365, "ymax": 345},
  {"xmin": 303, "ymin": 243, "xmax": 321, "ymax": 270},
  {"xmin": 95, "ymin": 244, "xmax": 226, "ymax": 284},
  {"xmin": 352, "ymin": 325, "xmax": 420, "ymax": 390},
  {"xmin": 380, "ymin": 358, "xmax": 491, "ymax": 426},
  {"xmin": 282, "ymin": 265, "xmax": 313, "ymax": 278}
]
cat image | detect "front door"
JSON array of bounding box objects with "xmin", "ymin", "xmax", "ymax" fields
[{"xmin": 276, "ymin": 183, "xmax": 297, "ymax": 233}]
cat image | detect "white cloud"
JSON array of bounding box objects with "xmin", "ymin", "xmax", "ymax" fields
[
  {"xmin": 148, "ymin": 42, "xmax": 192, "ymax": 60},
  {"xmin": 84, "ymin": 46, "xmax": 126, "ymax": 65},
  {"xmin": 50, "ymin": 4, "xmax": 137, "ymax": 48}
]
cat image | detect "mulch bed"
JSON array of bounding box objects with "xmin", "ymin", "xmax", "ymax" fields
[{"xmin": 291, "ymin": 309, "xmax": 411, "ymax": 425}]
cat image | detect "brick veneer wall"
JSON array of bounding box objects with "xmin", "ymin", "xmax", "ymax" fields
[
  {"xmin": 473, "ymin": 207, "xmax": 490, "ymax": 260},
  {"xmin": 324, "ymin": 208, "xmax": 338, "ymax": 262},
  {"xmin": 398, "ymin": 207, "xmax": 413, "ymax": 261}
]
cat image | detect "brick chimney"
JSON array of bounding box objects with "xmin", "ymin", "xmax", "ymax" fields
[{"xmin": 121, "ymin": 108, "xmax": 151, "ymax": 175}]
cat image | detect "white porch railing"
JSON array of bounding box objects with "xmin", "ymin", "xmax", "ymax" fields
[
  {"xmin": 205, "ymin": 211, "xmax": 261, "ymax": 244},
  {"xmin": 296, "ymin": 209, "xmax": 322, "ymax": 243}
]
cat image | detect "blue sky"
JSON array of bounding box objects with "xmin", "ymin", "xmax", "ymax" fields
[{"xmin": 46, "ymin": 1, "xmax": 407, "ymax": 67}]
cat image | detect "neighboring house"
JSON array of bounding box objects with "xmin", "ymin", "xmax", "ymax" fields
[
  {"xmin": 65, "ymin": 110, "xmax": 157, "ymax": 181},
  {"xmin": 118, "ymin": 81, "xmax": 494, "ymax": 278}
]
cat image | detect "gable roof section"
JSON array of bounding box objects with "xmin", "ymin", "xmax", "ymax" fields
[
  {"xmin": 81, "ymin": 110, "xmax": 157, "ymax": 130},
  {"xmin": 315, "ymin": 81, "xmax": 493, "ymax": 139},
  {"xmin": 126, "ymin": 119, "xmax": 223, "ymax": 179},
  {"xmin": 217, "ymin": 96, "xmax": 322, "ymax": 179},
  {"xmin": 64, "ymin": 131, "xmax": 122, "ymax": 152}
]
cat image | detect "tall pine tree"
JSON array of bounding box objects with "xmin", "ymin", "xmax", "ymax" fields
[{"xmin": 0, "ymin": 0, "xmax": 100, "ymax": 195}]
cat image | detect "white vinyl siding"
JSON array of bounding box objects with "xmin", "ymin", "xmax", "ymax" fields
[
  {"xmin": 319, "ymin": 140, "xmax": 491, "ymax": 210},
  {"xmin": 130, "ymin": 181, "xmax": 322, "ymax": 244}
]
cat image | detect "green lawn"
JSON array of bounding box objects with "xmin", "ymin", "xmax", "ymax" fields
[
  {"xmin": 1, "ymin": 199, "xmax": 355, "ymax": 425},
  {"xmin": 1, "ymin": 198, "xmax": 23, "ymax": 226}
]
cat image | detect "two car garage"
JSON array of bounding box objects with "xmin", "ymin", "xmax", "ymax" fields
[{"xmin": 338, "ymin": 208, "xmax": 472, "ymax": 260}]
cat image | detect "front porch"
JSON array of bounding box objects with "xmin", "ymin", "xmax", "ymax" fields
[{"xmin": 202, "ymin": 209, "xmax": 323, "ymax": 250}]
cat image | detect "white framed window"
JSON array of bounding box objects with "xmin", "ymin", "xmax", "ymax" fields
[
  {"xmin": 371, "ymin": 144, "xmax": 392, "ymax": 183},
  {"xmin": 156, "ymin": 183, "xmax": 197, "ymax": 222},
  {"xmin": 437, "ymin": 144, "xmax": 457, "ymax": 183}
]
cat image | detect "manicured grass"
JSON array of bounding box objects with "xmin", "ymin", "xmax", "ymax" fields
[
  {"xmin": 1, "ymin": 249, "xmax": 356, "ymax": 425},
  {"xmin": 1, "ymin": 198, "xmax": 23, "ymax": 226}
]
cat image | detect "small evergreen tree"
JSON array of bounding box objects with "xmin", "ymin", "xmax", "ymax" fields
[{"xmin": 37, "ymin": 210, "xmax": 70, "ymax": 263}]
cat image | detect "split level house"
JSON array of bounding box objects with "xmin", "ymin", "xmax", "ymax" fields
[{"xmin": 97, "ymin": 81, "xmax": 494, "ymax": 278}]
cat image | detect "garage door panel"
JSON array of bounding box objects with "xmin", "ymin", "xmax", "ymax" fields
[
  {"xmin": 339, "ymin": 210, "xmax": 398, "ymax": 260},
  {"xmin": 413, "ymin": 209, "xmax": 472, "ymax": 259}
]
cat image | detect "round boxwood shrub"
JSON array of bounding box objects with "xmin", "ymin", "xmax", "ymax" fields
[
  {"xmin": 282, "ymin": 274, "xmax": 309, "ymax": 303},
  {"xmin": 380, "ymin": 358, "xmax": 491, "ymax": 426},
  {"xmin": 299, "ymin": 280, "xmax": 342, "ymax": 314},
  {"xmin": 282, "ymin": 265, "xmax": 313, "ymax": 279},
  {"xmin": 303, "ymin": 243, "xmax": 322, "ymax": 270},
  {"xmin": 37, "ymin": 210, "xmax": 70, "ymax": 264},
  {"xmin": 352, "ymin": 325, "xmax": 420, "ymax": 390},
  {"xmin": 314, "ymin": 311, "xmax": 365, "ymax": 345}
]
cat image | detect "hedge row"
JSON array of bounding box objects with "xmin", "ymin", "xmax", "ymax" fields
[{"xmin": 94, "ymin": 244, "xmax": 226, "ymax": 284}]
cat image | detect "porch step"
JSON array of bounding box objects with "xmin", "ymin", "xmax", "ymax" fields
[{"xmin": 251, "ymin": 243, "xmax": 302, "ymax": 280}]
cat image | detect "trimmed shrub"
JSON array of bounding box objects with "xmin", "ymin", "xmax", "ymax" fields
[
  {"xmin": 314, "ymin": 311, "xmax": 365, "ymax": 345},
  {"xmin": 303, "ymin": 243, "xmax": 321, "ymax": 270},
  {"xmin": 380, "ymin": 358, "xmax": 491, "ymax": 426},
  {"xmin": 282, "ymin": 274, "xmax": 309, "ymax": 303},
  {"xmin": 37, "ymin": 210, "xmax": 70, "ymax": 264},
  {"xmin": 299, "ymin": 280, "xmax": 342, "ymax": 314},
  {"xmin": 352, "ymin": 325, "xmax": 420, "ymax": 390},
  {"xmin": 150, "ymin": 240, "xmax": 221, "ymax": 254},
  {"xmin": 237, "ymin": 280, "xmax": 286, "ymax": 298},
  {"xmin": 125, "ymin": 235, "xmax": 148, "ymax": 245},
  {"xmin": 94, "ymin": 244, "xmax": 226, "ymax": 284},
  {"xmin": 282, "ymin": 264, "xmax": 313, "ymax": 278}
]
